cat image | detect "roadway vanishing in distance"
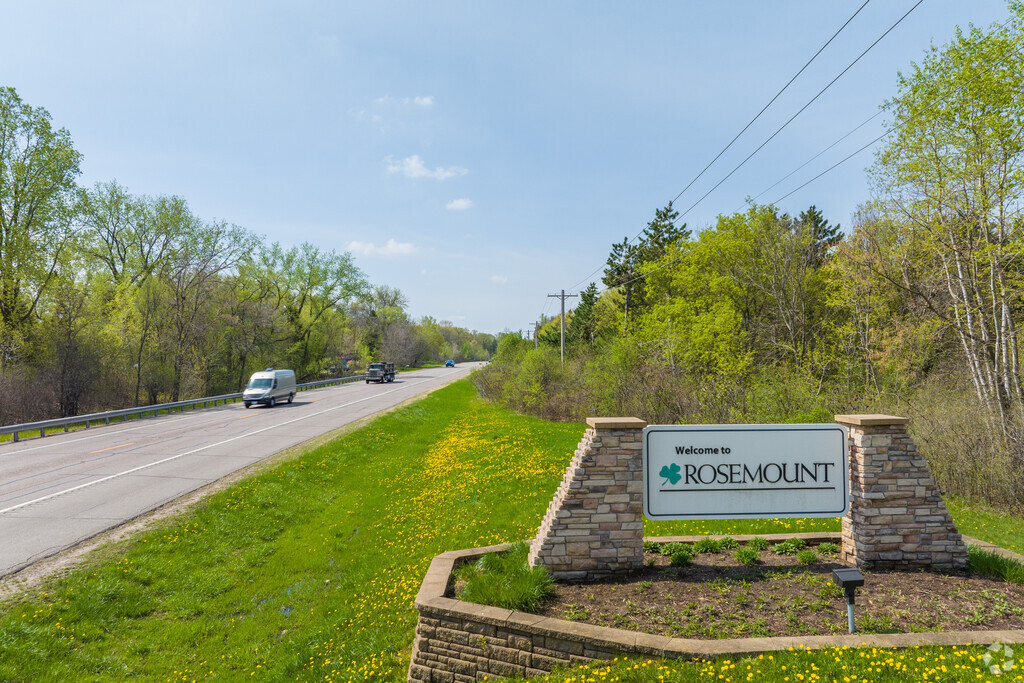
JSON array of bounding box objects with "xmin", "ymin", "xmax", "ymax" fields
[{"xmin": 0, "ymin": 363, "xmax": 477, "ymax": 577}]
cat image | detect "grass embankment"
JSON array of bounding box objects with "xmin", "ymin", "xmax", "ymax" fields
[{"xmin": 0, "ymin": 380, "xmax": 1021, "ymax": 681}]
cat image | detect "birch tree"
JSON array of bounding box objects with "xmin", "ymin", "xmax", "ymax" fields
[{"xmin": 871, "ymin": 12, "xmax": 1024, "ymax": 423}]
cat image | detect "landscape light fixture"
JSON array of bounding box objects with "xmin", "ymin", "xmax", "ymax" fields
[{"xmin": 832, "ymin": 568, "xmax": 865, "ymax": 633}]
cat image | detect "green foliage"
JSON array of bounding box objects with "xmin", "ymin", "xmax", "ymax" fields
[
  {"xmin": 772, "ymin": 538, "xmax": 807, "ymax": 556},
  {"xmin": 817, "ymin": 542, "xmax": 839, "ymax": 555},
  {"xmin": 454, "ymin": 542, "xmax": 555, "ymax": 612},
  {"xmin": 795, "ymin": 549, "xmax": 818, "ymax": 565},
  {"xmin": 642, "ymin": 540, "xmax": 662, "ymax": 554},
  {"xmin": 692, "ymin": 537, "xmax": 723, "ymax": 554},
  {"xmin": 669, "ymin": 548, "xmax": 693, "ymax": 567},
  {"xmin": 567, "ymin": 282, "xmax": 600, "ymax": 347},
  {"xmin": 968, "ymin": 546, "xmax": 1024, "ymax": 585},
  {"xmin": 747, "ymin": 537, "xmax": 770, "ymax": 551},
  {"xmin": 717, "ymin": 537, "xmax": 740, "ymax": 551},
  {"xmin": 0, "ymin": 86, "xmax": 82, "ymax": 335},
  {"xmin": 734, "ymin": 547, "xmax": 760, "ymax": 566},
  {"xmin": 658, "ymin": 542, "xmax": 689, "ymax": 557}
]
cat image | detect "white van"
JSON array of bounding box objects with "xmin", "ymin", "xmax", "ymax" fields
[{"xmin": 243, "ymin": 368, "xmax": 297, "ymax": 408}]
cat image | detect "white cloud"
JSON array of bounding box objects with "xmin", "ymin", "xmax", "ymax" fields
[
  {"xmin": 374, "ymin": 95, "xmax": 433, "ymax": 107},
  {"xmin": 346, "ymin": 238, "xmax": 416, "ymax": 257},
  {"xmin": 445, "ymin": 198, "xmax": 474, "ymax": 211},
  {"xmin": 386, "ymin": 155, "xmax": 467, "ymax": 180},
  {"xmin": 420, "ymin": 269, "xmax": 428, "ymax": 275},
  {"xmin": 491, "ymin": 275, "xmax": 509, "ymax": 284}
]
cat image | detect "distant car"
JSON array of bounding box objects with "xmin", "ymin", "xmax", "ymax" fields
[{"xmin": 445, "ymin": 359, "xmax": 455, "ymax": 367}]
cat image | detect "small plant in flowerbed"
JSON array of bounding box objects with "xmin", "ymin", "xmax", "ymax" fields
[
  {"xmin": 772, "ymin": 538, "xmax": 807, "ymax": 555},
  {"xmin": 735, "ymin": 547, "xmax": 760, "ymax": 566},
  {"xmin": 452, "ymin": 541, "xmax": 554, "ymax": 611},
  {"xmin": 796, "ymin": 549, "xmax": 818, "ymax": 565},
  {"xmin": 657, "ymin": 541, "xmax": 695, "ymax": 566},
  {"xmin": 747, "ymin": 536, "xmax": 771, "ymax": 551}
]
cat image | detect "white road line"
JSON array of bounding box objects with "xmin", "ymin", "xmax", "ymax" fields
[
  {"xmin": 0, "ymin": 373, "xmax": 452, "ymax": 516},
  {"xmin": 0, "ymin": 379, "xmax": 377, "ymax": 457}
]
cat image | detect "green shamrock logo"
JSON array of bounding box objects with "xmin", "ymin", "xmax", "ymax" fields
[{"xmin": 660, "ymin": 463, "xmax": 682, "ymax": 486}]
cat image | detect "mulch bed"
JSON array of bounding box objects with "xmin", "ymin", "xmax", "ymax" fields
[{"xmin": 534, "ymin": 546, "xmax": 1024, "ymax": 639}]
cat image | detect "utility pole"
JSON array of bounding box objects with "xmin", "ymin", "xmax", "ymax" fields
[
  {"xmin": 531, "ymin": 321, "xmax": 540, "ymax": 348},
  {"xmin": 547, "ymin": 289, "xmax": 577, "ymax": 363}
]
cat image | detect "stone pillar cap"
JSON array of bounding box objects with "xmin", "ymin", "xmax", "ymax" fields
[
  {"xmin": 586, "ymin": 417, "xmax": 647, "ymax": 429},
  {"xmin": 834, "ymin": 414, "xmax": 909, "ymax": 426}
]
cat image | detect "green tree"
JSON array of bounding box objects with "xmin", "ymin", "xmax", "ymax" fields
[
  {"xmin": 567, "ymin": 282, "xmax": 599, "ymax": 346},
  {"xmin": 602, "ymin": 237, "xmax": 640, "ymax": 324},
  {"xmin": 0, "ymin": 87, "xmax": 82, "ymax": 334},
  {"xmin": 869, "ymin": 10, "xmax": 1024, "ymax": 423}
]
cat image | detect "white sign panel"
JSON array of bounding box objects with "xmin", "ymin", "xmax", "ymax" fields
[{"xmin": 643, "ymin": 424, "xmax": 848, "ymax": 520}]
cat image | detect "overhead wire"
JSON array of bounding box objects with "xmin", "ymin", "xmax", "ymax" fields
[
  {"xmin": 565, "ymin": 1, "xmax": 873, "ymax": 295},
  {"xmin": 667, "ymin": 0, "xmax": 872, "ymax": 209},
  {"xmin": 672, "ymin": 0, "xmax": 925, "ymax": 225},
  {"xmin": 605, "ymin": 25, "xmax": 1022, "ymax": 295}
]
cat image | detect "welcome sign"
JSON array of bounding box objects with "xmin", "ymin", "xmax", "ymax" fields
[{"xmin": 643, "ymin": 424, "xmax": 848, "ymax": 520}]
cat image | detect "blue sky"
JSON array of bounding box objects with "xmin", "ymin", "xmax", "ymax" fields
[{"xmin": 1, "ymin": 1, "xmax": 1011, "ymax": 334}]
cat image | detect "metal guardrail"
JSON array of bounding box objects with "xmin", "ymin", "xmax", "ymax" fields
[{"xmin": 0, "ymin": 374, "xmax": 367, "ymax": 443}]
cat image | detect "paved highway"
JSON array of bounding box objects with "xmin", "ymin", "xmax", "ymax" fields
[{"xmin": 0, "ymin": 363, "xmax": 477, "ymax": 577}]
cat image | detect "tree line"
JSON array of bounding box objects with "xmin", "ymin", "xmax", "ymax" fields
[
  {"xmin": 477, "ymin": 9, "xmax": 1024, "ymax": 511},
  {"xmin": 0, "ymin": 87, "xmax": 494, "ymax": 424}
]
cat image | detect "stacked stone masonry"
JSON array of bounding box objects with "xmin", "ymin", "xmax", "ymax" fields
[
  {"xmin": 527, "ymin": 417, "xmax": 647, "ymax": 581},
  {"xmin": 408, "ymin": 609, "xmax": 623, "ymax": 682},
  {"xmin": 835, "ymin": 414, "xmax": 968, "ymax": 569}
]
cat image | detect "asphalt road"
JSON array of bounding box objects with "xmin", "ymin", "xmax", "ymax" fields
[{"xmin": 0, "ymin": 363, "xmax": 477, "ymax": 577}]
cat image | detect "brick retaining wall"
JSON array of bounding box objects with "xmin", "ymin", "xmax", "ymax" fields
[{"xmin": 407, "ymin": 537, "xmax": 1024, "ymax": 682}]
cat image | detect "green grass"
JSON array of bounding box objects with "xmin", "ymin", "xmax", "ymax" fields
[
  {"xmin": 453, "ymin": 541, "xmax": 554, "ymax": 611},
  {"xmin": 947, "ymin": 496, "xmax": 1024, "ymax": 555},
  {"xmin": 512, "ymin": 644, "xmax": 1020, "ymax": 682},
  {"xmin": 2, "ymin": 380, "xmax": 1022, "ymax": 682},
  {"xmin": 968, "ymin": 546, "xmax": 1024, "ymax": 585},
  {"xmin": 0, "ymin": 380, "xmax": 583, "ymax": 681}
]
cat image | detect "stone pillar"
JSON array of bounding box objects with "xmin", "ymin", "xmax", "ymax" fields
[
  {"xmin": 528, "ymin": 417, "xmax": 646, "ymax": 581},
  {"xmin": 835, "ymin": 414, "xmax": 968, "ymax": 570}
]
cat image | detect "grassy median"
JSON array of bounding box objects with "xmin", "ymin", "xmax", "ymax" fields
[{"xmin": 0, "ymin": 379, "xmax": 1020, "ymax": 681}]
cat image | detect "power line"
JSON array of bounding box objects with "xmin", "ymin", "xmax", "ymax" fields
[
  {"xmin": 668, "ymin": 0, "xmax": 871, "ymax": 209},
  {"xmin": 751, "ymin": 108, "xmax": 887, "ymax": 202},
  {"xmin": 673, "ymin": 0, "xmax": 924, "ymax": 225},
  {"xmin": 566, "ymin": 2, "xmax": 872, "ymax": 296},
  {"xmin": 595, "ymin": 15, "xmax": 1021, "ymax": 297},
  {"xmin": 567, "ymin": 1, "xmax": 917, "ymax": 295}
]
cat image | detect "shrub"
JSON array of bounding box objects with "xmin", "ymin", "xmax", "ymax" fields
[
  {"xmin": 796, "ymin": 549, "xmax": 818, "ymax": 565},
  {"xmin": 643, "ymin": 540, "xmax": 662, "ymax": 554},
  {"xmin": 718, "ymin": 536, "xmax": 740, "ymax": 551},
  {"xmin": 773, "ymin": 538, "xmax": 807, "ymax": 555},
  {"xmin": 817, "ymin": 542, "xmax": 839, "ymax": 555},
  {"xmin": 735, "ymin": 547, "xmax": 760, "ymax": 566},
  {"xmin": 670, "ymin": 548, "xmax": 693, "ymax": 566},
  {"xmin": 693, "ymin": 537, "xmax": 723, "ymax": 554},
  {"xmin": 747, "ymin": 537, "xmax": 770, "ymax": 551},
  {"xmin": 453, "ymin": 542, "xmax": 554, "ymax": 612},
  {"xmin": 659, "ymin": 542, "xmax": 689, "ymax": 557}
]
